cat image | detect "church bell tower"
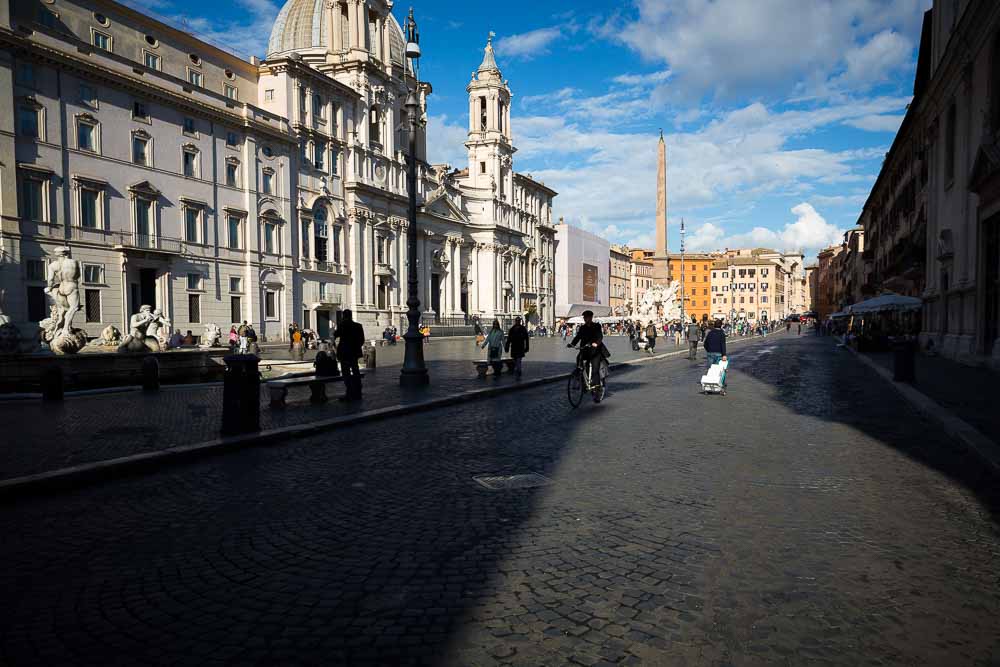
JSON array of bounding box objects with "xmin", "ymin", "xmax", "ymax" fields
[{"xmin": 466, "ymin": 33, "xmax": 515, "ymax": 199}]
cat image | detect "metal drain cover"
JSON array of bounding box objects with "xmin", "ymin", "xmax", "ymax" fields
[{"xmin": 473, "ymin": 473, "xmax": 552, "ymax": 490}]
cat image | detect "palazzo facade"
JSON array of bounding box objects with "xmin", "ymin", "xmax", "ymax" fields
[{"xmin": 0, "ymin": 0, "xmax": 556, "ymax": 343}]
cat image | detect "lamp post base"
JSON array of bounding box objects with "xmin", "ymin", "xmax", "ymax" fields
[{"xmin": 399, "ymin": 330, "xmax": 429, "ymax": 386}]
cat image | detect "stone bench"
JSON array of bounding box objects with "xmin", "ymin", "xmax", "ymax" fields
[
  {"xmin": 266, "ymin": 371, "xmax": 365, "ymax": 405},
  {"xmin": 474, "ymin": 358, "xmax": 517, "ymax": 378}
]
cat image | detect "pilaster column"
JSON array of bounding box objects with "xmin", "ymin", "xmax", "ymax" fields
[
  {"xmin": 398, "ymin": 225, "xmax": 408, "ymax": 312},
  {"xmin": 452, "ymin": 242, "xmax": 461, "ymax": 316}
]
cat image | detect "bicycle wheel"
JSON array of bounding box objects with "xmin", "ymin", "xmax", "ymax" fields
[{"xmin": 567, "ymin": 368, "xmax": 585, "ymax": 408}]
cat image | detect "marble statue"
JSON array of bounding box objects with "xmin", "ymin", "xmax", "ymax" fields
[
  {"xmin": 634, "ymin": 281, "xmax": 682, "ymax": 324},
  {"xmin": 39, "ymin": 247, "xmax": 88, "ymax": 354},
  {"xmin": 147, "ymin": 308, "xmax": 171, "ymax": 349},
  {"xmin": 97, "ymin": 325, "xmax": 123, "ymax": 346},
  {"xmin": 117, "ymin": 305, "xmax": 160, "ymax": 353},
  {"xmin": 198, "ymin": 323, "xmax": 222, "ymax": 348}
]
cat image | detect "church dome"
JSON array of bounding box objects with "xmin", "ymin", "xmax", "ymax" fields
[
  {"xmin": 267, "ymin": 0, "xmax": 327, "ymax": 58},
  {"xmin": 266, "ymin": 0, "xmax": 408, "ymax": 68}
]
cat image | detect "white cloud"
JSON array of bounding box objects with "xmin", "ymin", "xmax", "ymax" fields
[
  {"xmin": 494, "ymin": 26, "xmax": 564, "ymax": 60},
  {"xmin": 426, "ymin": 115, "xmax": 469, "ymax": 167},
  {"xmin": 685, "ymin": 203, "xmax": 845, "ymax": 256},
  {"xmin": 597, "ymin": 0, "xmax": 929, "ymax": 101},
  {"xmin": 612, "ymin": 70, "xmax": 672, "ymax": 87},
  {"xmin": 127, "ymin": 0, "xmax": 282, "ymax": 59},
  {"xmin": 838, "ymin": 30, "xmax": 913, "ymax": 87},
  {"xmin": 844, "ymin": 114, "xmax": 905, "ymax": 132}
]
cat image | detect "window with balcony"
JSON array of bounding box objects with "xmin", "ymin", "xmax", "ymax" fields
[
  {"xmin": 184, "ymin": 206, "xmax": 200, "ymax": 243},
  {"xmin": 264, "ymin": 221, "xmax": 277, "ymax": 254},
  {"xmin": 314, "ymin": 141, "xmax": 325, "ymax": 170},
  {"xmin": 80, "ymin": 187, "xmax": 100, "ymax": 228},
  {"xmin": 134, "ymin": 198, "xmax": 153, "ymax": 245},
  {"xmin": 227, "ymin": 214, "xmax": 243, "ymax": 249},
  {"xmin": 20, "ymin": 176, "xmax": 46, "ymax": 222}
]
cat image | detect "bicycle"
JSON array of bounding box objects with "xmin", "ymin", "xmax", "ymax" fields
[{"xmin": 567, "ymin": 344, "xmax": 608, "ymax": 407}]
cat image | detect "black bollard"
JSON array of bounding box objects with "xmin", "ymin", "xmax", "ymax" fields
[
  {"xmin": 41, "ymin": 366, "xmax": 64, "ymax": 401},
  {"xmin": 221, "ymin": 354, "xmax": 260, "ymax": 435},
  {"xmin": 141, "ymin": 355, "xmax": 160, "ymax": 392}
]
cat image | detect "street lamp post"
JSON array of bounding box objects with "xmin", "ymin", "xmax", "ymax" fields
[
  {"xmin": 679, "ymin": 218, "xmax": 686, "ymax": 324},
  {"xmin": 400, "ymin": 8, "xmax": 429, "ymax": 387}
]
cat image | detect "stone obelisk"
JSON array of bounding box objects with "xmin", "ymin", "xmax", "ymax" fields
[{"xmin": 652, "ymin": 130, "xmax": 669, "ymax": 283}]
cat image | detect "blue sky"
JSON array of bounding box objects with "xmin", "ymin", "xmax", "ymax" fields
[{"xmin": 130, "ymin": 0, "xmax": 932, "ymax": 262}]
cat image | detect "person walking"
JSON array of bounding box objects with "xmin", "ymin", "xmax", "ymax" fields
[
  {"xmin": 686, "ymin": 316, "xmax": 702, "ymax": 360},
  {"xmin": 797, "ymin": 321, "xmax": 802, "ymax": 335},
  {"xmin": 703, "ymin": 319, "xmax": 728, "ymax": 396},
  {"xmin": 505, "ymin": 316, "xmax": 530, "ymax": 377},
  {"xmin": 333, "ymin": 309, "xmax": 365, "ymax": 401},
  {"xmin": 288, "ymin": 322, "xmax": 297, "ymax": 352},
  {"xmin": 480, "ymin": 319, "xmax": 505, "ymax": 376},
  {"xmin": 645, "ymin": 320, "xmax": 657, "ymax": 354}
]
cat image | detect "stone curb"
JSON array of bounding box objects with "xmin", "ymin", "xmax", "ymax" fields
[
  {"xmin": 0, "ymin": 335, "xmax": 766, "ymax": 500},
  {"xmin": 841, "ymin": 343, "xmax": 1000, "ymax": 477}
]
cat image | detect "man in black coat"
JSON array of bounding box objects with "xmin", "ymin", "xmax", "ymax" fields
[
  {"xmin": 333, "ymin": 309, "xmax": 365, "ymax": 401},
  {"xmin": 505, "ymin": 316, "xmax": 530, "ymax": 377}
]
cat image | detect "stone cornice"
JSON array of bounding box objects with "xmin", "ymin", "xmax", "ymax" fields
[{"xmin": 0, "ymin": 28, "xmax": 294, "ymax": 145}]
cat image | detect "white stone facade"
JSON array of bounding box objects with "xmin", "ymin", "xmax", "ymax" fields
[
  {"xmin": 0, "ymin": 0, "xmax": 557, "ymax": 342},
  {"xmin": 554, "ymin": 222, "xmax": 610, "ymax": 317}
]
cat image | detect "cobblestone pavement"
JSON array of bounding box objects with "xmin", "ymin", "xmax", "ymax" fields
[
  {"xmin": 0, "ymin": 336, "xmax": 680, "ymax": 480},
  {"xmin": 2, "ymin": 334, "xmax": 998, "ymax": 665},
  {"xmin": 863, "ymin": 348, "xmax": 1000, "ymax": 445}
]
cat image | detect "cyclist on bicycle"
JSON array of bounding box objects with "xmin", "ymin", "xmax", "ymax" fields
[{"xmin": 567, "ymin": 310, "xmax": 604, "ymax": 390}]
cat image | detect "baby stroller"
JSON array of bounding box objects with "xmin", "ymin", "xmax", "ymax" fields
[{"xmin": 700, "ymin": 358, "xmax": 728, "ymax": 395}]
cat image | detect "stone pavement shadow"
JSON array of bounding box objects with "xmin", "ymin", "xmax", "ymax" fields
[
  {"xmin": 729, "ymin": 334, "xmax": 1000, "ymax": 528},
  {"xmin": 0, "ymin": 360, "xmax": 624, "ymax": 666}
]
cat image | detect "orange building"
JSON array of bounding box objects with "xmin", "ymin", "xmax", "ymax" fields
[{"xmin": 667, "ymin": 253, "xmax": 719, "ymax": 323}]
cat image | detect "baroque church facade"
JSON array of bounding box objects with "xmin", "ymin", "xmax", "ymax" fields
[{"xmin": 0, "ymin": 0, "xmax": 557, "ymax": 342}]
